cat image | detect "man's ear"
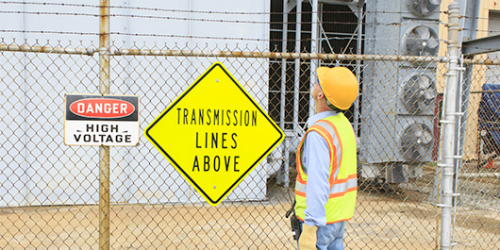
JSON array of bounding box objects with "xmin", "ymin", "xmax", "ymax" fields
[{"xmin": 317, "ymin": 91, "xmax": 325, "ymax": 100}]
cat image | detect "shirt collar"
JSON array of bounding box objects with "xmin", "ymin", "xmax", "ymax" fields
[{"xmin": 307, "ymin": 110, "xmax": 339, "ymax": 128}]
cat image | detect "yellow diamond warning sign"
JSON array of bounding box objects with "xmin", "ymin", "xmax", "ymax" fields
[{"xmin": 145, "ymin": 62, "xmax": 284, "ymax": 206}]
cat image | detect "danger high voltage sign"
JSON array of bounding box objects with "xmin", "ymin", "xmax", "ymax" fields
[{"xmin": 64, "ymin": 94, "xmax": 140, "ymax": 146}]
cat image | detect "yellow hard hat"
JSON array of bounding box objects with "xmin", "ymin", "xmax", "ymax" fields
[{"xmin": 316, "ymin": 66, "xmax": 359, "ymax": 110}]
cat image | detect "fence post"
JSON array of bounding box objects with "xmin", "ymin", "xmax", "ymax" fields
[
  {"xmin": 309, "ymin": 0, "xmax": 318, "ymax": 115},
  {"xmin": 440, "ymin": 2, "xmax": 460, "ymax": 250},
  {"xmin": 99, "ymin": 0, "xmax": 111, "ymax": 250}
]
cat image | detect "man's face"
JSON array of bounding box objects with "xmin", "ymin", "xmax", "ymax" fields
[{"xmin": 312, "ymin": 81, "xmax": 323, "ymax": 101}]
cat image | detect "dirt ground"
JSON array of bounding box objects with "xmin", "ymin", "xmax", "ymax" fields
[
  {"xmin": 0, "ymin": 195, "xmax": 437, "ymax": 250},
  {"xmin": 1, "ymin": 165, "xmax": 499, "ymax": 250}
]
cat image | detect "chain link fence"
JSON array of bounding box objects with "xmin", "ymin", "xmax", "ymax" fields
[
  {"xmin": 0, "ymin": 1, "xmax": 499, "ymax": 250},
  {"xmin": 450, "ymin": 54, "xmax": 500, "ymax": 249}
]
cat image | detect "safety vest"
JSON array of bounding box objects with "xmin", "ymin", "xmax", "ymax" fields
[{"xmin": 294, "ymin": 113, "xmax": 357, "ymax": 224}]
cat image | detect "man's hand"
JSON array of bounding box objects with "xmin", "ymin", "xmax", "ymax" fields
[{"xmin": 298, "ymin": 224, "xmax": 318, "ymax": 250}]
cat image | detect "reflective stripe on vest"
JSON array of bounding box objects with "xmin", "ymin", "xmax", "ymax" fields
[
  {"xmin": 295, "ymin": 122, "xmax": 337, "ymax": 185},
  {"xmin": 294, "ymin": 113, "xmax": 357, "ymax": 224},
  {"xmin": 295, "ymin": 174, "xmax": 357, "ymax": 198}
]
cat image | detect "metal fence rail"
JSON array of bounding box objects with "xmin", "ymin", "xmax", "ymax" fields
[{"xmin": 0, "ymin": 1, "xmax": 500, "ymax": 250}]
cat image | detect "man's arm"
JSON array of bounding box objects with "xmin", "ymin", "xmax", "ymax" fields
[{"xmin": 302, "ymin": 131, "xmax": 331, "ymax": 227}]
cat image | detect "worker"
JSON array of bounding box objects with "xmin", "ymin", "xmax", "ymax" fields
[{"xmin": 295, "ymin": 66, "xmax": 358, "ymax": 250}]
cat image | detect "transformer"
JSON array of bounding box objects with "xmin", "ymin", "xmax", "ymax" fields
[{"xmin": 360, "ymin": 0, "xmax": 441, "ymax": 183}]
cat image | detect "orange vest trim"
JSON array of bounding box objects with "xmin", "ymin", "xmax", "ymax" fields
[
  {"xmin": 328, "ymin": 187, "xmax": 358, "ymax": 198},
  {"xmin": 325, "ymin": 216, "xmax": 354, "ymax": 225},
  {"xmin": 295, "ymin": 124, "xmax": 337, "ymax": 184},
  {"xmin": 334, "ymin": 174, "xmax": 358, "ymax": 184},
  {"xmin": 321, "ymin": 119, "xmax": 344, "ymax": 185},
  {"xmin": 295, "ymin": 190, "xmax": 306, "ymax": 197}
]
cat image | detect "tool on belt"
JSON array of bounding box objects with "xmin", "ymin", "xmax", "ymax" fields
[{"xmin": 285, "ymin": 200, "xmax": 301, "ymax": 240}]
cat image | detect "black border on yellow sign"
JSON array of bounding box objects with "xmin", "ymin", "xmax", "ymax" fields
[{"xmin": 145, "ymin": 62, "xmax": 284, "ymax": 205}]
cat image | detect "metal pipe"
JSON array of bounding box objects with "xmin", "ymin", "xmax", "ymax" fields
[
  {"xmin": 284, "ymin": 0, "xmax": 303, "ymax": 189},
  {"xmin": 112, "ymin": 49, "xmax": 449, "ymax": 62},
  {"xmin": 99, "ymin": 0, "xmax": 111, "ymax": 250},
  {"xmin": 279, "ymin": 0, "xmax": 289, "ymax": 188},
  {"xmin": 452, "ymin": 1, "xmax": 471, "ymax": 247},
  {"xmin": 0, "ymin": 42, "xmax": 454, "ymax": 64},
  {"xmin": 0, "ymin": 41, "xmax": 466, "ymax": 65},
  {"xmin": 309, "ymin": 0, "xmax": 318, "ymax": 115},
  {"xmin": 354, "ymin": 0, "xmax": 364, "ymax": 134},
  {"xmin": 452, "ymin": 54, "xmax": 466, "ymax": 248},
  {"xmin": 281, "ymin": 0, "xmax": 288, "ymax": 132},
  {"xmin": 294, "ymin": 0, "xmax": 302, "ymax": 132},
  {"xmin": 0, "ymin": 43, "xmax": 96, "ymax": 54},
  {"xmin": 440, "ymin": 2, "xmax": 460, "ymax": 250},
  {"xmin": 459, "ymin": 173, "xmax": 500, "ymax": 178},
  {"xmin": 21, "ymin": 1, "xmax": 29, "ymax": 206},
  {"xmin": 463, "ymin": 57, "xmax": 500, "ymax": 65}
]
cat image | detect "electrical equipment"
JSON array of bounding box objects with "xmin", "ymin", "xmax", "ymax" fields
[{"xmin": 360, "ymin": 0, "xmax": 441, "ymax": 183}]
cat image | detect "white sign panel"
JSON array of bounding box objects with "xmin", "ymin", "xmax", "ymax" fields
[{"xmin": 64, "ymin": 94, "xmax": 140, "ymax": 146}]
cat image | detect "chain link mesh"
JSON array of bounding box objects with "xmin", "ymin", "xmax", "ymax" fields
[
  {"xmin": 1, "ymin": 1, "xmax": 500, "ymax": 250},
  {"xmin": 450, "ymin": 54, "xmax": 500, "ymax": 249},
  {"xmin": 0, "ymin": 41, "xmax": 444, "ymax": 249}
]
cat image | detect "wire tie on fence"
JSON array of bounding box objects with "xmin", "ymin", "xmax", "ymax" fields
[
  {"xmin": 450, "ymin": 112, "xmax": 464, "ymax": 116},
  {"xmin": 444, "ymin": 172, "xmax": 455, "ymax": 177},
  {"xmin": 452, "ymin": 193, "xmax": 460, "ymax": 197},
  {"xmin": 437, "ymin": 163, "xmax": 453, "ymax": 168},
  {"xmin": 87, "ymin": 48, "xmax": 96, "ymax": 56},
  {"xmin": 453, "ymin": 155, "xmax": 462, "ymax": 159},
  {"xmin": 439, "ymin": 119, "xmax": 455, "ymax": 124},
  {"xmin": 99, "ymin": 47, "xmax": 109, "ymax": 55},
  {"xmin": 436, "ymin": 203, "xmax": 452, "ymax": 208}
]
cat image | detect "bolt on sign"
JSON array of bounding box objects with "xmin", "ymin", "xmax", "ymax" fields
[
  {"xmin": 145, "ymin": 62, "xmax": 284, "ymax": 206},
  {"xmin": 64, "ymin": 94, "xmax": 140, "ymax": 146}
]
